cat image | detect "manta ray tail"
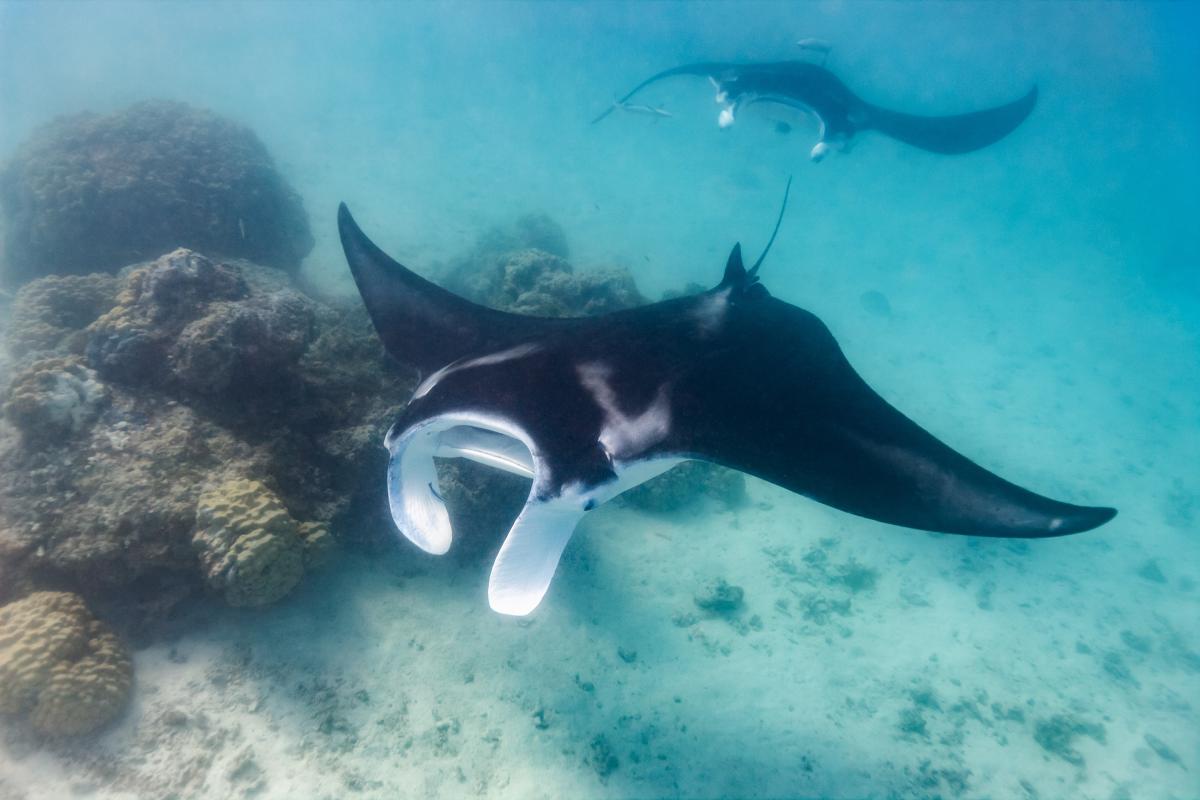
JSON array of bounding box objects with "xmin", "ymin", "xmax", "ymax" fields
[
  {"xmin": 861, "ymin": 85, "xmax": 1038, "ymax": 154},
  {"xmin": 338, "ymin": 204, "xmax": 561, "ymax": 374}
]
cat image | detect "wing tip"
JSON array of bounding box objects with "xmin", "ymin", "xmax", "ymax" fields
[
  {"xmin": 337, "ymin": 202, "xmax": 356, "ymax": 237},
  {"xmin": 1054, "ymin": 505, "xmax": 1116, "ymax": 536}
]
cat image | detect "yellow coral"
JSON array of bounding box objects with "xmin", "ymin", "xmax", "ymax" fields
[
  {"xmin": 0, "ymin": 592, "xmax": 133, "ymax": 736},
  {"xmin": 193, "ymin": 479, "xmax": 308, "ymax": 607},
  {"xmin": 297, "ymin": 521, "xmax": 334, "ymax": 569}
]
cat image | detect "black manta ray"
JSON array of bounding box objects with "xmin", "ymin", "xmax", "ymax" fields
[
  {"xmin": 592, "ymin": 61, "xmax": 1038, "ymax": 161},
  {"xmin": 338, "ymin": 196, "xmax": 1114, "ymax": 616}
]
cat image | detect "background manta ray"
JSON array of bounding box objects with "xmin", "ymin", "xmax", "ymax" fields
[
  {"xmin": 593, "ymin": 60, "xmax": 1039, "ymax": 161},
  {"xmin": 339, "ymin": 197, "xmax": 1114, "ymax": 617}
]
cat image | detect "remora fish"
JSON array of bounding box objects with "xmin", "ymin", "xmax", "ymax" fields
[
  {"xmin": 610, "ymin": 100, "xmax": 674, "ymax": 119},
  {"xmin": 338, "ymin": 189, "xmax": 1114, "ymax": 616},
  {"xmin": 592, "ymin": 60, "xmax": 1038, "ymax": 161}
]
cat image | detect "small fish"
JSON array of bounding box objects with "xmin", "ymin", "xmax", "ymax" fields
[
  {"xmin": 796, "ymin": 38, "xmax": 832, "ymax": 65},
  {"xmin": 859, "ymin": 289, "xmax": 893, "ymax": 317},
  {"xmin": 796, "ymin": 38, "xmax": 832, "ymax": 52},
  {"xmin": 610, "ymin": 100, "xmax": 674, "ymax": 119}
]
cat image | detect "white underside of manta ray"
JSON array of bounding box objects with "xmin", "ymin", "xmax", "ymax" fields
[{"xmin": 337, "ymin": 195, "xmax": 1115, "ymax": 617}]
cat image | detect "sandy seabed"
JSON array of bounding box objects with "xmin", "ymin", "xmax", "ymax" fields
[{"xmin": 1, "ymin": 463, "xmax": 1194, "ymax": 800}]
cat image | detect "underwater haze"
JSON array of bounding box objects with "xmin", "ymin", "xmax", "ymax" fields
[{"xmin": 0, "ymin": 2, "xmax": 1197, "ymax": 799}]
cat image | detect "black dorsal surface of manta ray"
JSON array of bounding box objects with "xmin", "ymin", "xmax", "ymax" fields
[
  {"xmin": 338, "ymin": 203, "xmax": 1114, "ymax": 616},
  {"xmin": 592, "ymin": 61, "xmax": 1038, "ymax": 161}
]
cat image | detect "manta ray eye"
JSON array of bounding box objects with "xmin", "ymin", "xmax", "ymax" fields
[{"xmin": 583, "ymin": 499, "xmax": 598, "ymax": 511}]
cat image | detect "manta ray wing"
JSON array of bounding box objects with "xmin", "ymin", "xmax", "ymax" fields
[
  {"xmin": 659, "ymin": 258, "xmax": 1114, "ymax": 537},
  {"xmin": 861, "ymin": 86, "xmax": 1039, "ymax": 155},
  {"xmin": 338, "ymin": 203, "xmax": 567, "ymax": 374}
]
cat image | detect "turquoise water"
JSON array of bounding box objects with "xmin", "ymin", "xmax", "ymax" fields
[{"xmin": 1, "ymin": 2, "xmax": 1197, "ymax": 798}]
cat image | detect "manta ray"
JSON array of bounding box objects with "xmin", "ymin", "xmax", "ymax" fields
[
  {"xmin": 338, "ymin": 198, "xmax": 1114, "ymax": 616},
  {"xmin": 592, "ymin": 61, "xmax": 1038, "ymax": 161}
]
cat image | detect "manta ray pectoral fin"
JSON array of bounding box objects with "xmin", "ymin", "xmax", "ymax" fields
[
  {"xmin": 488, "ymin": 490, "xmax": 589, "ymax": 616},
  {"xmin": 338, "ymin": 204, "xmax": 562, "ymax": 374},
  {"xmin": 683, "ymin": 295, "xmax": 1115, "ymax": 540},
  {"xmin": 861, "ymin": 85, "xmax": 1039, "ymax": 155}
]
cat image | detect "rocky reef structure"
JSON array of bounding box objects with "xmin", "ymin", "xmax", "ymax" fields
[
  {"xmin": 4, "ymin": 274, "xmax": 117, "ymax": 357},
  {"xmin": 438, "ymin": 214, "xmax": 640, "ymax": 316},
  {"xmin": 0, "ymin": 100, "xmax": 313, "ymax": 287},
  {"xmin": 450, "ymin": 246, "xmax": 644, "ymax": 318},
  {"xmin": 0, "ymin": 209, "xmax": 742, "ymax": 639},
  {"xmin": 2, "ymin": 356, "xmax": 108, "ymax": 445},
  {"xmin": 0, "ymin": 249, "xmax": 411, "ymax": 625},
  {"xmin": 85, "ymin": 248, "xmax": 311, "ymax": 394},
  {"xmin": 0, "ymin": 591, "xmax": 133, "ymax": 737}
]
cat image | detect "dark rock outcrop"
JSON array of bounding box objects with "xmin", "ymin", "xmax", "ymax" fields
[{"xmin": 0, "ymin": 100, "xmax": 313, "ymax": 287}]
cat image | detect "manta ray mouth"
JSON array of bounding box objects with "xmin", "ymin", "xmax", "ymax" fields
[
  {"xmin": 387, "ymin": 412, "xmax": 537, "ymax": 555},
  {"xmin": 386, "ymin": 410, "xmax": 686, "ymax": 615}
]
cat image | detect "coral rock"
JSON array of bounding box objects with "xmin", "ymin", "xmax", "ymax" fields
[
  {"xmin": 170, "ymin": 292, "xmax": 314, "ymax": 395},
  {"xmin": 194, "ymin": 479, "xmax": 318, "ymax": 607},
  {"xmin": 0, "ymin": 100, "xmax": 313, "ymax": 287},
  {"xmin": 84, "ymin": 248, "xmax": 316, "ymax": 396},
  {"xmin": 461, "ymin": 248, "xmax": 646, "ymax": 318},
  {"xmin": 0, "ymin": 250, "xmax": 407, "ymax": 615},
  {"xmin": 297, "ymin": 521, "xmax": 335, "ymax": 570},
  {"xmin": 2, "ymin": 356, "xmax": 108, "ymax": 444},
  {"xmin": 620, "ymin": 461, "xmax": 746, "ymax": 514},
  {"xmin": 0, "ymin": 591, "xmax": 132, "ymax": 736},
  {"xmin": 86, "ymin": 249, "xmax": 248, "ymax": 384},
  {"xmin": 439, "ymin": 213, "xmax": 643, "ymax": 317},
  {"xmin": 4, "ymin": 274, "xmax": 118, "ymax": 358}
]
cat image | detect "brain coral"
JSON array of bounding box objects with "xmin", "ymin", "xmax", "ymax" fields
[
  {"xmin": 0, "ymin": 99, "xmax": 313, "ymax": 287},
  {"xmin": 194, "ymin": 479, "xmax": 325, "ymax": 607},
  {"xmin": 0, "ymin": 591, "xmax": 133, "ymax": 736}
]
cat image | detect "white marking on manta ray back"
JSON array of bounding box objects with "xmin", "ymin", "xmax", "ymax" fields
[
  {"xmin": 412, "ymin": 342, "xmax": 541, "ymax": 400},
  {"xmin": 576, "ymin": 362, "xmax": 671, "ymax": 461},
  {"xmin": 690, "ymin": 288, "xmax": 730, "ymax": 336}
]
